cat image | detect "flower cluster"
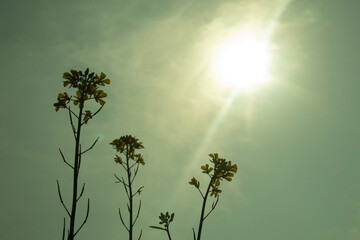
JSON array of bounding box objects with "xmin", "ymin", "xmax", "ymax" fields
[
  {"xmin": 110, "ymin": 135, "xmax": 145, "ymax": 165},
  {"xmin": 149, "ymin": 211, "xmax": 175, "ymax": 232},
  {"xmin": 208, "ymin": 153, "xmax": 237, "ymax": 197},
  {"xmin": 189, "ymin": 153, "xmax": 237, "ymax": 197},
  {"xmin": 158, "ymin": 212, "xmax": 175, "ymax": 228},
  {"xmin": 54, "ymin": 68, "xmax": 110, "ymax": 112},
  {"xmin": 189, "ymin": 177, "xmax": 200, "ymax": 188}
]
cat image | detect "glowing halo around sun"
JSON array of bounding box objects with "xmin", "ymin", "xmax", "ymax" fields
[{"xmin": 212, "ymin": 34, "xmax": 270, "ymax": 91}]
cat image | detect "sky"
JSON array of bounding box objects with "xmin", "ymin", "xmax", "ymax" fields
[{"xmin": 1, "ymin": 0, "xmax": 360, "ymax": 239}]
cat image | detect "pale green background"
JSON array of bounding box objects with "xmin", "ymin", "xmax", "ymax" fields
[{"xmin": 1, "ymin": 0, "xmax": 359, "ymax": 239}]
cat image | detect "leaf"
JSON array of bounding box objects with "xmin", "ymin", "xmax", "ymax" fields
[
  {"xmin": 103, "ymin": 78, "xmax": 110, "ymax": 84},
  {"xmin": 85, "ymin": 68, "xmax": 89, "ymax": 75},
  {"xmin": 149, "ymin": 226, "xmax": 166, "ymax": 231}
]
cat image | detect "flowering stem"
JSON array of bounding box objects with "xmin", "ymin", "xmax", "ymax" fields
[
  {"xmin": 126, "ymin": 146, "xmax": 134, "ymax": 240},
  {"xmin": 166, "ymin": 225, "xmax": 172, "ymax": 240},
  {"xmin": 68, "ymin": 99, "xmax": 84, "ymax": 240},
  {"xmin": 196, "ymin": 176, "xmax": 214, "ymax": 240}
]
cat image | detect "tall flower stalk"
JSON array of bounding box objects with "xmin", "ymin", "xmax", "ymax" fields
[
  {"xmin": 189, "ymin": 153, "xmax": 238, "ymax": 240},
  {"xmin": 54, "ymin": 68, "xmax": 110, "ymax": 240},
  {"xmin": 110, "ymin": 135, "xmax": 145, "ymax": 240}
]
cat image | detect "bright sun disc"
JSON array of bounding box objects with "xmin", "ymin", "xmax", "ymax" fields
[{"xmin": 213, "ymin": 35, "xmax": 270, "ymax": 91}]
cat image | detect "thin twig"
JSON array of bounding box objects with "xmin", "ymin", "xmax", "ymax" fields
[
  {"xmin": 62, "ymin": 218, "xmax": 66, "ymax": 240},
  {"xmin": 129, "ymin": 161, "xmax": 138, "ymax": 169},
  {"xmin": 74, "ymin": 198, "xmax": 90, "ymax": 236},
  {"xmin": 203, "ymin": 195, "xmax": 219, "ymax": 220},
  {"xmin": 122, "ymin": 176, "xmax": 130, "ymax": 200},
  {"xmin": 67, "ymin": 107, "xmax": 77, "ymax": 140},
  {"xmin": 76, "ymin": 183, "xmax": 85, "ymax": 202},
  {"xmin": 137, "ymin": 229, "xmax": 143, "ymax": 240},
  {"xmin": 89, "ymin": 104, "xmax": 104, "ymax": 118},
  {"xmin": 119, "ymin": 208, "xmax": 130, "ymax": 232},
  {"xmin": 132, "ymin": 200, "xmax": 142, "ymax": 226},
  {"xmin": 132, "ymin": 186, "xmax": 144, "ymax": 198},
  {"xmin": 131, "ymin": 164, "xmax": 140, "ymax": 184},
  {"xmin": 114, "ymin": 173, "xmax": 128, "ymax": 186},
  {"xmin": 81, "ymin": 104, "xmax": 104, "ymax": 126},
  {"xmin": 120, "ymin": 162, "xmax": 127, "ymax": 171},
  {"xmin": 81, "ymin": 137, "xmax": 99, "ymax": 155},
  {"xmin": 114, "ymin": 173, "xmax": 123, "ymax": 183},
  {"xmin": 197, "ymin": 187, "xmax": 205, "ymax": 199},
  {"xmin": 56, "ymin": 180, "xmax": 71, "ymax": 217},
  {"xmin": 59, "ymin": 148, "xmax": 74, "ymax": 169},
  {"xmin": 114, "ymin": 174, "xmax": 130, "ymax": 200},
  {"xmin": 192, "ymin": 228, "xmax": 196, "ymax": 240},
  {"xmin": 66, "ymin": 106, "xmax": 79, "ymax": 119}
]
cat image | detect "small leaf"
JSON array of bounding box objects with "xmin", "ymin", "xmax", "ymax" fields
[{"xmin": 149, "ymin": 226, "xmax": 166, "ymax": 231}]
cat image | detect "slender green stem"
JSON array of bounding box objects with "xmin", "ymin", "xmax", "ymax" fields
[
  {"xmin": 166, "ymin": 226, "xmax": 172, "ymax": 240},
  {"xmin": 126, "ymin": 146, "xmax": 133, "ymax": 240},
  {"xmin": 68, "ymin": 101, "xmax": 84, "ymax": 240},
  {"xmin": 196, "ymin": 177, "xmax": 214, "ymax": 240}
]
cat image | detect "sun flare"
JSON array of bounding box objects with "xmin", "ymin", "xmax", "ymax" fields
[{"xmin": 213, "ymin": 34, "xmax": 270, "ymax": 91}]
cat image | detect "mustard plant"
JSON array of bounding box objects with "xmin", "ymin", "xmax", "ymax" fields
[
  {"xmin": 110, "ymin": 135, "xmax": 145, "ymax": 240},
  {"xmin": 54, "ymin": 68, "xmax": 110, "ymax": 240},
  {"xmin": 189, "ymin": 153, "xmax": 238, "ymax": 240},
  {"xmin": 150, "ymin": 212, "xmax": 175, "ymax": 240}
]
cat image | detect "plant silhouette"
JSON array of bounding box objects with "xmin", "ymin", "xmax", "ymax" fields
[
  {"xmin": 54, "ymin": 68, "xmax": 110, "ymax": 240},
  {"xmin": 190, "ymin": 153, "xmax": 237, "ymax": 240},
  {"xmin": 150, "ymin": 211, "xmax": 175, "ymax": 240},
  {"xmin": 110, "ymin": 135, "xmax": 145, "ymax": 240},
  {"xmin": 52, "ymin": 68, "xmax": 238, "ymax": 240},
  {"xmin": 150, "ymin": 153, "xmax": 237, "ymax": 240}
]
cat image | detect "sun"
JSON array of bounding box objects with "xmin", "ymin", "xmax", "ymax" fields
[{"xmin": 212, "ymin": 34, "xmax": 270, "ymax": 91}]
